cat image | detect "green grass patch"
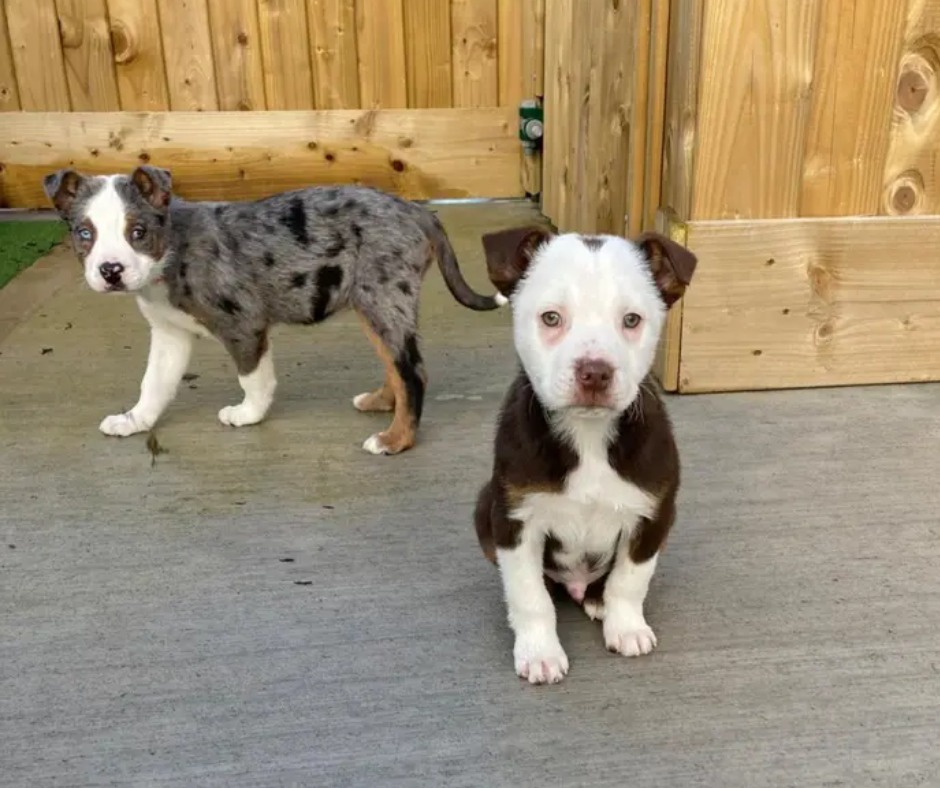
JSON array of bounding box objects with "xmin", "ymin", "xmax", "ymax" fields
[{"xmin": 0, "ymin": 220, "xmax": 67, "ymax": 289}]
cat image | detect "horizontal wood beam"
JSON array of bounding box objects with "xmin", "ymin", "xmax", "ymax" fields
[
  {"xmin": 0, "ymin": 108, "xmax": 522, "ymax": 208},
  {"xmin": 678, "ymin": 216, "xmax": 940, "ymax": 392}
]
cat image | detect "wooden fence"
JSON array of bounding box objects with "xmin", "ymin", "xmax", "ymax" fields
[
  {"xmin": 0, "ymin": 0, "xmax": 544, "ymax": 206},
  {"xmin": 542, "ymin": 0, "xmax": 940, "ymax": 393}
]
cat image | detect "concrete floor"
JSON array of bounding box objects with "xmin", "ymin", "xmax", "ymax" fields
[{"xmin": 2, "ymin": 202, "xmax": 940, "ymax": 787}]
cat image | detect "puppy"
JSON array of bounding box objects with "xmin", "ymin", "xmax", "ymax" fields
[
  {"xmin": 43, "ymin": 166, "xmax": 504, "ymax": 455},
  {"xmin": 474, "ymin": 227, "xmax": 696, "ymax": 683}
]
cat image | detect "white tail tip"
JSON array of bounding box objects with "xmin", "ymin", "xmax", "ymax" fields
[{"xmin": 495, "ymin": 292, "xmax": 509, "ymax": 307}]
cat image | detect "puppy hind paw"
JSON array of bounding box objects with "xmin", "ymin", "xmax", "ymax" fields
[
  {"xmin": 582, "ymin": 599, "xmax": 605, "ymax": 621},
  {"xmin": 362, "ymin": 431, "xmax": 413, "ymax": 455},
  {"xmin": 218, "ymin": 404, "xmax": 265, "ymax": 427},
  {"xmin": 352, "ymin": 391, "xmax": 393, "ymax": 412},
  {"xmin": 99, "ymin": 412, "xmax": 148, "ymax": 437}
]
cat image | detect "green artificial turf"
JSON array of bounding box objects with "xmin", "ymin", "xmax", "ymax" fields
[{"xmin": 0, "ymin": 220, "xmax": 67, "ymax": 289}]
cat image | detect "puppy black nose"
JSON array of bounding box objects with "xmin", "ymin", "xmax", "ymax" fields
[
  {"xmin": 575, "ymin": 359, "xmax": 614, "ymax": 392},
  {"xmin": 99, "ymin": 262, "xmax": 124, "ymax": 283}
]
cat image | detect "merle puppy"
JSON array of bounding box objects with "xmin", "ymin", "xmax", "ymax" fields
[
  {"xmin": 43, "ymin": 166, "xmax": 504, "ymax": 455},
  {"xmin": 474, "ymin": 226, "xmax": 696, "ymax": 683}
]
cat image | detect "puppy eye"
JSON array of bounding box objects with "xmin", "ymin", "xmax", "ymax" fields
[
  {"xmin": 130, "ymin": 225, "xmax": 146, "ymax": 241},
  {"xmin": 541, "ymin": 310, "xmax": 562, "ymax": 328},
  {"xmin": 77, "ymin": 228, "xmax": 92, "ymax": 242},
  {"xmin": 623, "ymin": 313, "xmax": 642, "ymax": 329}
]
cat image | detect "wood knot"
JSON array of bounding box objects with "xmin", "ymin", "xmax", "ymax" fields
[
  {"xmin": 884, "ymin": 169, "xmax": 925, "ymax": 215},
  {"xmin": 236, "ymin": 31, "xmax": 249, "ymax": 46},
  {"xmin": 390, "ymin": 159, "xmax": 405, "ymax": 172},
  {"xmin": 58, "ymin": 14, "xmax": 82, "ymax": 48},
  {"xmin": 896, "ymin": 48, "xmax": 937, "ymax": 116},
  {"xmin": 110, "ymin": 21, "xmax": 137, "ymax": 64},
  {"xmin": 898, "ymin": 69, "xmax": 928, "ymax": 112},
  {"xmin": 815, "ymin": 321, "xmax": 835, "ymax": 343}
]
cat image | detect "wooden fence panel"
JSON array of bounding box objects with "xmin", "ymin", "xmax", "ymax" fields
[
  {"xmin": 55, "ymin": 0, "xmax": 121, "ymax": 111},
  {"xmin": 307, "ymin": 0, "xmax": 359, "ymax": 109},
  {"xmin": 0, "ymin": 4, "xmax": 21, "ymax": 110},
  {"xmin": 106, "ymin": 0, "xmax": 171, "ymax": 110},
  {"xmin": 206, "ymin": 0, "xmax": 267, "ymax": 111},
  {"xmin": 356, "ymin": 0, "xmax": 407, "ymax": 108},
  {"xmin": 158, "ymin": 0, "xmax": 219, "ymax": 111},
  {"xmin": 5, "ymin": 0, "xmax": 71, "ymax": 110},
  {"xmin": 403, "ymin": 0, "xmax": 452, "ymax": 108},
  {"xmin": 451, "ymin": 0, "xmax": 499, "ymax": 107},
  {"xmin": 257, "ymin": 0, "xmax": 314, "ymax": 109}
]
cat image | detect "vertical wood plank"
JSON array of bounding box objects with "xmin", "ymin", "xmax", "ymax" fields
[
  {"xmin": 106, "ymin": 0, "xmax": 170, "ymax": 110},
  {"xmin": 625, "ymin": 0, "xmax": 652, "ymax": 236},
  {"xmin": 691, "ymin": 0, "xmax": 821, "ymax": 219},
  {"xmin": 403, "ymin": 0, "xmax": 452, "ymax": 108},
  {"xmin": 206, "ymin": 0, "xmax": 267, "ymax": 111},
  {"xmin": 0, "ymin": 4, "xmax": 22, "ymax": 110},
  {"xmin": 356, "ymin": 0, "xmax": 407, "ymax": 108},
  {"xmin": 521, "ymin": 0, "xmax": 544, "ymax": 99},
  {"xmin": 541, "ymin": 0, "xmax": 572, "ymax": 226},
  {"xmin": 643, "ymin": 0, "xmax": 670, "ymax": 231},
  {"xmin": 54, "ymin": 0, "xmax": 121, "ymax": 111},
  {"xmin": 157, "ymin": 0, "xmax": 218, "ymax": 110},
  {"xmin": 801, "ymin": 0, "xmax": 906, "ymax": 217},
  {"xmin": 307, "ymin": 0, "xmax": 359, "ymax": 108},
  {"xmin": 257, "ymin": 0, "xmax": 314, "ymax": 109},
  {"xmin": 5, "ymin": 0, "xmax": 71, "ymax": 110},
  {"xmin": 452, "ymin": 0, "xmax": 498, "ymax": 107},
  {"xmin": 661, "ymin": 0, "xmax": 703, "ymax": 221},
  {"xmin": 882, "ymin": 0, "xmax": 940, "ymax": 216},
  {"xmin": 497, "ymin": 0, "xmax": 522, "ymax": 107}
]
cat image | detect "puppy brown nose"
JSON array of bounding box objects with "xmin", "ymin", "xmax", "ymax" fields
[
  {"xmin": 99, "ymin": 262, "xmax": 124, "ymax": 284},
  {"xmin": 575, "ymin": 359, "xmax": 614, "ymax": 392}
]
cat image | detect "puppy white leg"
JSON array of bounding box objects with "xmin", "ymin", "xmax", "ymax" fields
[
  {"xmin": 497, "ymin": 533, "xmax": 569, "ymax": 684},
  {"xmin": 602, "ymin": 548, "xmax": 659, "ymax": 657},
  {"xmin": 218, "ymin": 347, "xmax": 277, "ymax": 427},
  {"xmin": 100, "ymin": 323, "xmax": 194, "ymax": 437}
]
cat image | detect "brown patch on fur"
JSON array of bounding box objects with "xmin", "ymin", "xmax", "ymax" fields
[
  {"xmin": 580, "ymin": 235, "xmax": 606, "ymax": 250},
  {"xmin": 635, "ymin": 232, "xmax": 698, "ymax": 307},
  {"xmin": 354, "ymin": 378, "xmax": 396, "ymax": 412},
  {"xmin": 480, "ymin": 225, "xmax": 553, "ymax": 297},
  {"xmin": 504, "ymin": 480, "xmax": 564, "ymax": 510},
  {"xmin": 357, "ymin": 314, "xmax": 417, "ymax": 454}
]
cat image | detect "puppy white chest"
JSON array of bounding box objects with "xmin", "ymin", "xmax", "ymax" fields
[{"xmin": 137, "ymin": 288, "xmax": 213, "ymax": 339}]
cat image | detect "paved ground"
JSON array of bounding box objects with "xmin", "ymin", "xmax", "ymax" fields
[{"xmin": 2, "ymin": 202, "xmax": 940, "ymax": 787}]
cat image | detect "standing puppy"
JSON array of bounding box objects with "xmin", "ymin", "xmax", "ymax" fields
[
  {"xmin": 474, "ymin": 227, "xmax": 696, "ymax": 684},
  {"xmin": 43, "ymin": 166, "xmax": 504, "ymax": 455}
]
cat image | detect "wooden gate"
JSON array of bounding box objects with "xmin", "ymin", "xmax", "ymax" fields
[
  {"xmin": 543, "ymin": 0, "xmax": 940, "ymax": 394},
  {"xmin": 0, "ymin": 0, "xmax": 544, "ymax": 207}
]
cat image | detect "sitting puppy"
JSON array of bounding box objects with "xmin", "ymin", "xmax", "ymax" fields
[
  {"xmin": 474, "ymin": 226, "xmax": 696, "ymax": 683},
  {"xmin": 43, "ymin": 166, "xmax": 504, "ymax": 455}
]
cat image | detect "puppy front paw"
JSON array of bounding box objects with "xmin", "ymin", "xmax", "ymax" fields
[
  {"xmin": 218, "ymin": 404, "xmax": 264, "ymax": 427},
  {"xmin": 99, "ymin": 412, "xmax": 148, "ymax": 437},
  {"xmin": 603, "ymin": 616, "xmax": 657, "ymax": 657},
  {"xmin": 513, "ymin": 629, "xmax": 569, "ymax": 684}
]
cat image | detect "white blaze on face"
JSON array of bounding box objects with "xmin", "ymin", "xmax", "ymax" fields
[
  {"xmin": 81, "ymin": 175, "xmax": 157, "ymax": 292},
  {"xmin": 511, "ymin": 234, "xmax": 666, "ymax": 412}
]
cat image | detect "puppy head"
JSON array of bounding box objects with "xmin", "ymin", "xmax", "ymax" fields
[
  {"xmin": 481, "ymin": 227, "xmax": 696, "ymax": 414},
  {"xmin": 42, "ymin": 166, "xmax": 174, "ymax": 293}
]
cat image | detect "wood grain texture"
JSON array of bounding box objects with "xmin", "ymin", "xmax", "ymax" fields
[
  {"xmin": 54, "ymin": 0, "xmax": 121, "ymax": 111},
  {"xmin": 257, "ymin": 0, "xmax": 314, "ymax": 109},
  {"xmin": 691, "ymin": 0, "xmax": 821, "ymax": 220},
  {"xmin": 0, "ymin": 108, "xmax": 522, "ymax": 206},
  {"xmin": 356, "ymin": 0, "xmax": 407, "ymax": 108},
  {"xmin": 883, "ymin": 0, "xmax": 940, "ymax": 217},
  {"xmin": 0, "ymin": 3, "xmax": 22, "ymax": 110},
  {"xmin": 497, "ymin": 0, "xmax": 522, "ymax": 107},
  {"xmin": 652, "ymin": 209, "xmax": 685, "ymax": 391},
  {"xmin": 157, "ymin": 0, "xmax": 218, "ymax": 110},
  {"xmin": 800, "ymin": 0, "xmax": 906, "ymax": 217},
  {"xmin": 541, "ymin": 0, "xmax": 571, "ymax": 226},
  {"xmin": 521, "ymin": 0, "xmax": 544, "ymax": 98},
  {"xmin": 660, "ymin": 0, "xmax": 702, "ymax": 220},
  {"xmin": 403, "ymin": 0, "xmax": 452, "ymax": 108},
  {"xmin": 642, "ymin": 0, "xmax": 670, "ymax": 231},
  {"xmin": 106, "ymin": 0, "xmax": 170, "ymax": 110},
  {"xmin": 5, "ymin": 0, "xmax": 71, "ymax": 110},
  {"xmin": 206, "ymin": 0, "xmax": 267, "ymax": 111},
  {"xmin": 307, "ymin": 0, "xmax": 359, "ymax": 109},
  {"xmin": 679, "ymin": 216, "xmax": 940, "ymax": 392},
  {"xmin": 451, "ymin": 0, "xmax": 499, "ymax": 107},
  {"xmin": 626, "ymin": 0, "xmax": 652, "ymax": 236}
]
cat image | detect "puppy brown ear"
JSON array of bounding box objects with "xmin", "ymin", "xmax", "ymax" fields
[
  {"xmin": 131, "ymin": 165, "xmax": 173, "ymax": 210},
  {"xmin": 636, "ymin": 232, "xmax": 697, "ymax": 307},
  {"xmin": 42, "ymin": 169, "xmax": 85, "ymax": 218},
  {"xmin": 481, "ymin": 225, "xmax": 553, "ymax": 297}
]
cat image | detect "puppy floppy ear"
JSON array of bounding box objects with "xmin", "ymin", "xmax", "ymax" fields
[
  {"xmin": 635, "ymin": 232, "xmax": 697, "ymax": 307},
  {"xmin": 42, "ymin": 169, "xmax": 85, "ymax": 218},
  {"xmin": 481, "ymin": 225, "xmax": 553, "ymax": 297},
  {"xmin": 131, "ymin": 165, "xmax": 173, "ymax": 210}
]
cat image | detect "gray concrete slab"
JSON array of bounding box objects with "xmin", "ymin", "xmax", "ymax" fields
[{"xmin": 2, "ymin": 202, "xmax": 939, "ymax": 787}]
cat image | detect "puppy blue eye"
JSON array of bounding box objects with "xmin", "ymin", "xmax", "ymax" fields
[
  {"xmin": 623, "ymin": 313, "xmax": 641, "ymax": 329},
  {"xmin": 77, "ymin": 228, "xmax": 92, "ymax": 242},
  {"xmin": 130, "ymin": 225, "xmax": 146, "ymax": 241}
]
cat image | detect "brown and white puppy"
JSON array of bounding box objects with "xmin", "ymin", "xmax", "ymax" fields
[{"xmin": 474, "ymin": 227, "xmax": 696, "ymax": 684}]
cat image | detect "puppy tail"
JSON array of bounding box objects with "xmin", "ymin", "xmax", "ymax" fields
[{"xmin": 421, "ymin": 211, "xmax": 505, "ymax": 311}]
